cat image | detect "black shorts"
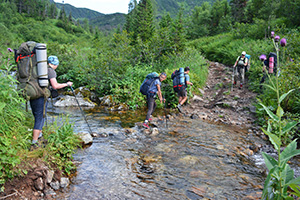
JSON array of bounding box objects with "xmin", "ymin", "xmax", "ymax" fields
[{"xmin": 177, "ymin": 86, "xmax": 187, "ymax": 97}]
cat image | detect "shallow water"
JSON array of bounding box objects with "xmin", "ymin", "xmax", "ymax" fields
[{"xmin": 49, "ymin": 106, "xmax": 267, "ymax": 200}]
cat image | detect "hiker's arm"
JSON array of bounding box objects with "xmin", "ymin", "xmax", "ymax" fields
[
  {"xmin": 244, "ymin": 58, "xmax": 248, "ymax": 66},
  {"xmin": 50, "ymin": 78, "xmax": 73, "ymax": 89},
  {"xmin": 233, "ymin": 60, "xmax": 238, "ymax": 68},
  {"xmin": 186, "ymin": 81, "xmax": 193, "ymax": 86},
  {"xmin": 156, "ymin": 84, "xmax": 164, "ymax": 103}
]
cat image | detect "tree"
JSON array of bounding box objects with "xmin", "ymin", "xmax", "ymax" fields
[
  {"xmin": 124, "ymin": 0, "xmax": 137, "ymax": 34},
  {"xmin": 133, "ymin": 0, "xmax": 154, "ymax": 42},
  {"xmin": 230, "ymin": 0, "xmax": 247, "ymax": 23},
  {"xmin": 170, "ymin": 8, "xmax": 186, "ymax": 52},
  {"xmin": 187, "ymin": 2, "xmax": 211, "ymax": 39}
]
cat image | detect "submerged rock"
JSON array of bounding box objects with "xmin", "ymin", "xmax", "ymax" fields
[
  {"xmin": 54, "ymin": 95, "xmax": 95, "ymax": 107},
  {"xmin": 78, "ymin": 132, "xmax": 93, "ymax": 145}
]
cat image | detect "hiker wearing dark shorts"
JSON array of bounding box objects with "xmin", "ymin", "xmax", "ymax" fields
[
  {"xmin": 143, "ymin": 73, "xmax": 167, "ymax": 129},
  {"xmin": 177, "ymin": 66, "xmax": 193, "ymax": 113},
  {"xmin": 30, "ymin": 56, "xmax": 73, "ymax": 150},
  {"xmin": 233, "ymin": 51, "xmax": 248, "ymax": 89}
]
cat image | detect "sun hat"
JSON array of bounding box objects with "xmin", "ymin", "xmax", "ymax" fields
[
  {"xmin": 48, "ymin": 56, "xmax": 59, "ymax": 66},
  {"xmin": 242, "ymin": 51, "xmax": 246, "ymax": 55}
]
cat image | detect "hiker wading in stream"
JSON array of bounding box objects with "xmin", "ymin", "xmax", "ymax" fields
[
  {"xmin": 143, "ymin": 73, "xmax": 167, "ymax": 129},
  {"xmin": 176, "ymin": 66, "xmax": 193, "ymax": 113},
  {"xmin": 233, "ymin": 51, "xmax": 248, "ymax": 89},
  {"xmin": 30, "ymin": 56, "xmax": 73, "ymax": 150}
]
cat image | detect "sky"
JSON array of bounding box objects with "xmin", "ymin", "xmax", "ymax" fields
[{"xmin": 53, "ymin": 0, "xmax": 131, "ymax": 14}]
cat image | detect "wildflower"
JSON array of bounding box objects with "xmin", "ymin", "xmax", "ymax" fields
[
  {"xmin": 7, "ymin": 48, "xmax": 13, "ymax": 52},
  {"xmin": 259, "ymin": 54, "xmax": 267, "ymax": 61},
  {"xmin": 271, "ymin": 31, "xmax": 275, "ymax": 38},
  {"xmin": 280, "ymin": 38, "xmax": 286, "ymax": 47},
  {"xmin": 275, "ymin": 35, "xmax": 280, "ymax": 42}
]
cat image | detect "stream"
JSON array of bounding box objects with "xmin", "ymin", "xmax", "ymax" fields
[{"xmin": 48, "ymin": 106, "xmax": 268, "ymax": 200}]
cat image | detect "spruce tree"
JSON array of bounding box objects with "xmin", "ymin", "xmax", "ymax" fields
[{"xmin": 133, "ymin": 0, "xmax": 154, "ymax": 42}]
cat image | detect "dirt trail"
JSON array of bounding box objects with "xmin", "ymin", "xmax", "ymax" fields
[{"xmin": 183, "ymin": 61, "xmax": 264, "ymax": 137}]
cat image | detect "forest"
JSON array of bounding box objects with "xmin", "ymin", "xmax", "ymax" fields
[{"xmin": 1, "ymin": 0, "xmax": 300, "ymax": 198}]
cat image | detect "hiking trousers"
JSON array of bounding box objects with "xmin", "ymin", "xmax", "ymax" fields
[
  {"xmin": 146, "ymin": 95, "xmax": 156, "ymax": 121},
  {"xmin": 234, "ymin": 65, "xmax": 245, "ymax": 85},
  {"xmin": 30, "ymin": 96, "xmax": 48, "ymax": 130}
]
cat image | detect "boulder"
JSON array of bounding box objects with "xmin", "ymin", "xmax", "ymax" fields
[{"xmin": 54, "ymin": 95, "xmax": 95, "ymax": 107}]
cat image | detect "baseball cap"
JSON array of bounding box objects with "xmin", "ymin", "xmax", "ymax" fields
[{"xmin": 48, "ymin": 56, "xmax": 59, "ymax": 66}]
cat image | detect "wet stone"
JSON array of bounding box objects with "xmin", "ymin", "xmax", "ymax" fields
[
  {"xmin": 34, "ymin": 177, "xmax": 44, "ymax": 191},
  {"xmin": 50, "ymin": 181, "xmax": 60, "ymax": 191},
  {"xmin": 60, "ymin": 177, "xmax": 70, "ymax": 189}
]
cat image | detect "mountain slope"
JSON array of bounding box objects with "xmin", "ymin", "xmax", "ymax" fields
[{"xmin": 55, "ymin": 3, "xmax": 104, "ymax": 20}]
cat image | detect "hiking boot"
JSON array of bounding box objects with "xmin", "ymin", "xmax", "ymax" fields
[
  {"xmin": 143, "ymin": 122, "xmax": 150, "ymax": 129},
  {"xmin": 38, "ymin": 136, "xmax": 47, "ymax": 147},
  {"xmin": 177, "ymin": 104, "xmax": 183, "ymax": 113},
  {"xmin": 30, "ymin": 142, "xmax": 41, "ymax": 151}
]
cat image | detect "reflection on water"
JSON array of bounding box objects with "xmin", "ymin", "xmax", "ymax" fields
[{"xmin": 50, "ymin": 106, "xmax": 267, "ymax": 200}]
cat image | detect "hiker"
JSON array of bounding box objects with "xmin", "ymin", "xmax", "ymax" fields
[
  {"xmin": 259, "ymin": 54, "xmax": 268, "ymax": 86},
  {"xmin": 30, "ymin": 56, "xmax": 73, "ymax": 149},
  {"xmin": 176, "ymin": 66, "xmax": 193, "ymax": 113},
  {"xmin": 259, "ymin": 53, "xmax": 277, "ymax": 90},
  {"xmin": 143, "ymin": 72, "xmax": 167, "ymax": 129},
  {"xmin": 233, "ymin": 51, "xmax": 248, "ymax": 89}
]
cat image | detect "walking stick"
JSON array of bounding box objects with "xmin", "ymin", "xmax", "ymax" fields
[
  {"xmin": 70, "ymin": 86, "xmax": 93, "ymax": 135},
  {"xmin": 163, "ymin": 93, "xmax": 168, "ymax": 129},
  {"xmin": 231, "ymin": 66, "xmax": 235, "ymax": 91}
]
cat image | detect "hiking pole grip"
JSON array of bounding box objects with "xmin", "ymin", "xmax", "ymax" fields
[{"xmin": 69, "ymin": 86, "xmax": 93, "ymax": 135}]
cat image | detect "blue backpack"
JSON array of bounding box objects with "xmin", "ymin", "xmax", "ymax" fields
[{"xmin": 140, "ymin": 72, "xmax": 159, "ymax": 95}]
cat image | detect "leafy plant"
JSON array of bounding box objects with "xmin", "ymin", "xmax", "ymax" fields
[{"xmin": 260, "ymin": 32, "xmax": 300, "ymax": 199}]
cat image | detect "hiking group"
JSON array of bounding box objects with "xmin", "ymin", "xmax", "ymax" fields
[
  {"xmin": 14, "ymin": 41, "xmax": 276, "ymax": 143},
  {"xmin": 140, "ymin": 67, "xmax": 193, "ymax": 129}
]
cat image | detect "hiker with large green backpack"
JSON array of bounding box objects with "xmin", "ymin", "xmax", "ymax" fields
[
  {"xmin": 140, "ymin": 72, "xmax": 167, "ymax": 129},
  {"xmin": 171, "ymin": 66, "xmax": 193, "ymax": 113},
  {"xmin": 15, "ymin": 41, "xmax": 72, "ymax": 150},
  {"xmin": 233, "ymin": 51, "xmax": 249, "ymax": 89}
]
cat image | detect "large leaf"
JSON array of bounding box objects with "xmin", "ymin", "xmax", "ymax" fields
[
  {"xmin": 281, "ymin": 140, "xmax": 300, "ymax": 163},
  {"xmin": 281, "ymin": 164, "xmax": 294, "ymax": 185},
  {"xmin": 279, "ymin": 89, "xmax": 295, "ymax": 104},
  {"xmin": 281, "ymin": 121, "xmax": 298, "ymax": 136},
  {"xmin": 276, "ymin": 106, "xmax": 284, "ymax": 119},
  {"xmin": 262, "ymin": 128, "xmax": 281, "ymax": 150},
  {"xmin": 289, "ymin": 184, "xmax": 300, "ymax": 197},
  {"xmin": 262, "ymin": 83, "xmax": 276, "ymax": 92},
  {"xmin": 285, "ymin": 176, "xmax": 300, "ymax": 186},
  {"xmin": 262, "ymin": 167, "xmax": 276, "ymax": 200},
  {"xmin": 262, "ymin": 152, "xmax": 278, "ymax": 170},
  {"xmin": 259, "ymin": 103, "xmax": 279, "ymax": 122}
]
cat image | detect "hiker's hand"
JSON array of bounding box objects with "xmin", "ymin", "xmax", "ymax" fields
[{"xmin": 66, "ymin": 81, "xmax": 73, "ymax": 87}]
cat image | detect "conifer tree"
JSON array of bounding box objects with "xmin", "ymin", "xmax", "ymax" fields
[
  {"xmin": 124, "ymin": 0, "xmax": 137, "ymax": 34},
  {"xmin": 230, "ymin": 0, "xmax": 247, "ymax": 23},
  {"xmin": 133, "ymin": 0, "xmax": 154, "ymax": 42},
  {"xmin": 170, "ymin": 8, "xmax": 185, "ymax": 52}
]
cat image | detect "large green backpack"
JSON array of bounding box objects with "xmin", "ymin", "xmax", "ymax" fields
[{"xmin": 14, "ymin": 41, "xmax": 50, "ymax": 101}]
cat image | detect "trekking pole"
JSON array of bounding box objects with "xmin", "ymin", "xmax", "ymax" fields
[
  {"xmin": 69, "ymin": 86, "xmax": 93, "ymax": 135},
  {"xmin": 163, "ymin": 93, "xmax": 168, "ymax": 129}
]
